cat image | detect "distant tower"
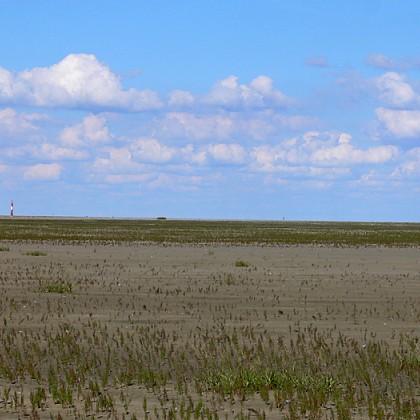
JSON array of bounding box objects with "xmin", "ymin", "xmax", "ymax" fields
[{"xmin": 10, "ymin": 200, "xmax": 14, "ymax": 217}]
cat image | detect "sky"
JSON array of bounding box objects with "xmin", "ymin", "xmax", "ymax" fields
[{"xmin": 0, "ymin": 1, "xmax": 419, "ymax": 221}]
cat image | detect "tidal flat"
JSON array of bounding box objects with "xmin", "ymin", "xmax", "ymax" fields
[{"xmin": 0, "ymin": 218, "xmax": 419, "ymax": 418}]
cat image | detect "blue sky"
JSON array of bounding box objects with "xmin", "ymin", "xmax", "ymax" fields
[{"xmin": 0, "ymin": 1, "xmax": 419, "ymax": 221}]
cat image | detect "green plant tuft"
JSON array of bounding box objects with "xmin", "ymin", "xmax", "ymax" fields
[
  {"xmin": 25, "ymin": 250, "xmax": 47, "ymax": 256},
  {"xmin": 40, "ymin": 282, "xmax": 72, "ymax": 293}
]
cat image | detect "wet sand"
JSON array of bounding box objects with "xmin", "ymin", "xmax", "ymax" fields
[{"xmin": 0, "ymin": 240, "xmax": 418, "ymax": 418}]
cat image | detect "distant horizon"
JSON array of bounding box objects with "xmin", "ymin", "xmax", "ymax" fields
[
  {"xmin": 1, "ymin": 1, "xmax": 419, "ymax": 222},
  {"xmin": 1, "ymin": 214, "xmax": 419, "ymax": 225}
]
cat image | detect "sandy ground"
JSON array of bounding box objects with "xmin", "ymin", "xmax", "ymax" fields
[{"xmin": 0, "ymin": 241, "xmax": 418, "ymax": 418}]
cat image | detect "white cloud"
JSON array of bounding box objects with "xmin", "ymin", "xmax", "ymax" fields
[
  {"xmin": 203, "ymin": 75, "xmax": 292, "ymax": 109},
  {"xmin": 393, "ymin": 160, "xmax": 420, "ymax": 178},
  {"xmin": 34, "ymin": 144, "xmax": 87, "ymax": 160},
  {"xmin": 251, "ymin": 131, "xmax": 398, "ymax": 173},
  {"xmin": 168, "ymin": 90, "xmax": 195, "ymax": 107},
  {"xmin": 206, "ymin": 143, "xmax": 247, "ymax": 164},
  {"xmin": 0, "ymin": 54, "xmax": 162, "ymax": 111},
  {"xmin": 0, "ymin": 108, "xmax": 45, "ymax": 135},
  {"xmin": 23, "ymin": 163, "xmax": 62, "ymax": 180},
  {"xmin": 94, "ymin": 147, "xmax": 137, "ymax": 172},
  {"xmin": 60, "ymin": 114, "xmax": 110, "ymax": 146},
  {"xmin": 251, "ymin": 145, "xmax": 287, "ymax": 172},
  {"xmin": 105, "ymin": 173, "xmax": 154, "ymax": 184},
  {"xmin": 391, "ymin": 148, "xmax": 420, "ymax": 179},
  {"xmin": 311, "ymin": 143, "xmax": 398, "ymax": 165},
  {"xmin": 130, "ymin": 137, "xmax": 176, "ymax": 163},
  {"xmin": 338, "ymin": 133, "xmax": 352, "ymax": 144},
  {"xmin": 156, "ymin": 111, "xmax": 313, "ymax": 142},
  {"xmin": 374, "ymin": 72, "xmax": 417, "ymax": 108},
  {"xmin": 147, "ymin": 173, "xmax": 202, "ymax": 191},
  {"xmin": 5, "ymin": 144, "xmax": 87, "ymax": 160},
  {"xmin": 375, "ymin": 108, "xmax": 420, "ymax": 138},
  {"xmin": 180, "ymin": 144, "xmax": 207, "ymax": 164},
  {"xmin": 158, "ymin": 112, "xmax": 234, "ymax": 140}
]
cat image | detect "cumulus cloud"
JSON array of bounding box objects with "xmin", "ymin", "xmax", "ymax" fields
[
  {"xmin": 147, "ymin": 173, "xmax": 202, "ymax": 191},
  {"xmin": 374, "ymin": 72, "xmax": 417, "ymax": 108},
  {"xmin": 60, "ymin": 114, "xmax": 111, "ymax": 146},
  {"xmin": 1, "ymin": 55, "xmax": 416, "ymax": 196},
  {"xmin": 203, "ymin": 75, "xmax": 293, "ymax": 109},
  {"xmin": 5, "ymin": 144, "xmax": 87, "ymax": 161},
  {"xmin": 251, "ymin": 131, "xmax": 398, "ymax": 173},
  {"xmin": 94, "ymin": 147, "xmax": 138, "ymax": 172},
  {"xmin": 131, "ymin": 138, "xmax": 177, "ymax": 163},
  {"xmin": 0, "ymin": 54, "xmax": 162, "ymax": 111},
  {"xmin": 105, "ymin": 173, "xmax": 155, "ymax": 184},
  {"xmin": 375, "ymin": 108, "xmax": 420, "ymax": 138},
  {"xmin": 33, "ymin": 144, "xmax": 87, "ymax": 160},
  {"xmin": 23, "ymin": 163, "xmax": 62, "ymax": 180},
  {"xmin": 251, "ymin": 145, "xmax": 287, "ymax": 172},
  {"xmin": 155, "ymin": 111, "xmax": 313, "ymax": 142},
  {"xmin": 206, "ymin": 143, "xmax": 247, "ymax": 164},
  {"xmin": 168, "ymin": 90, "xmax": 195, "ymax": 107},
  {"xmin": 0, "ymin": 108, "xmax": 45, "ymax": 135},
  {"xmin": 311, "ymin": 143, "xmax": 398, "ymax": 165},
  {"xmin": 398, "ymin": 148, "xmax": 420, "ymax": 178},
  {"xmin": 157, "ymin": 112, "xmax": 234, "ymax": 140}
]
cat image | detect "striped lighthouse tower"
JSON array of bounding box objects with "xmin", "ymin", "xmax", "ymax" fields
[{"xmin": 10, "ymin": 200, "xmax": 14, "ymax": 217}]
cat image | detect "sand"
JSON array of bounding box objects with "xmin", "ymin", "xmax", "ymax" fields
[{"xmin": 0, "ymin": 240, "xmax": 418, "ymax": 418}]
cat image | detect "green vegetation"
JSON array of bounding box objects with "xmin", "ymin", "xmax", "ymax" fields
[
  {"xmin": 235, "ymin": 259, "xmax": 249, "ymax": 267},
  {"xmin": 0, "ymin": 321, "xmax": 418, "ymax": 417},
  {"xmin": 0, "ymin": 218, "xmax": 418, "ymax": 417},
  {"xmin": 39, "ymin": 282, "xmax": 72, "ymax": 293},
  {"xmin": 0, "ymin": 217, "xmax": 419, "ymax": 246},
  {"xmin": 220, "ymin": 273, "xmax": 236, "ymax": 285},
  {"xmin": 24, "ymin": 250, "xmax": 47, "ymax": 256}
]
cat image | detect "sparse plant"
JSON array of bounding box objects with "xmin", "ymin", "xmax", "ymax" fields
[
  {"xmin": 25, "ymin": 250, "xmax": 47, "ymax": 256},
  {"xmin": 235, "ymin": 259, "xmax": 249, "ymax": 267},
  {"xmin": 0, "ymin": 219, "xmax": 418, "ymax": 417}
]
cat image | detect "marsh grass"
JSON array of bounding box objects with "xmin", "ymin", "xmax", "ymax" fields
[
  {"xmin": 0, "ymin": 218, "xmax": 418, "ymax": 246},
  {"xmin": 39, "ymin": 282, "xmax": 72, "ymax": 293},
  {"xmin": 25, "ymin": 250, "xmax": 47, "ymax": 256},
  {"xmin": 220, "ymin": 273, "xmax": 236, "ymax": 285},
  {"xmin": 0, "ymin": 321, "xmax": 418, "ymax": 418},
  {"xmin": 235, "ymin": 259, "xmax": 249, "ymax": 267},
  {"xmin": 0, "ymin": 219, "xmax": 418, "ymax": 418}
]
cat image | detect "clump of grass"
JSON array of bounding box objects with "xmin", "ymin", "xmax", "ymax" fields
[
  {"xmin": 29, "ymin": 387, "xmax": 46, "ymax": 412},
  {"xmin": 40, "ymin": 282, "xmax": 72, "ymax": 293},
  {"xmin": 220, "ymin": 273, "xmax": 236, "ymax": 285},
  {"xmin": 25, "ymin": 251, "xmax": 47, "ymax": 256},
  {"xmin": 235, "ymin": 259, "xmax": 249, "ymax": 267},
  {"xmin": 0, "ymin": 245, "xmax": 10, "ymax": 252}
]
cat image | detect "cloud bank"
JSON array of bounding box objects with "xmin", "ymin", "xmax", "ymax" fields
[{"xmin": 0, "ymin": 54, "xmax": 418, "ymax": 212}]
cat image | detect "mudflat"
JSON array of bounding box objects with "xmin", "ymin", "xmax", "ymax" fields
[{"xmin": 0, "ymin": 219, "xmax": 419, "ymax": 418}]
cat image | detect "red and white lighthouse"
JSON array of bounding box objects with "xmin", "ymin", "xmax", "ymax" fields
[{"xmin": 10, "ymin": 200, "xmax": 14, "ymax": 217}]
